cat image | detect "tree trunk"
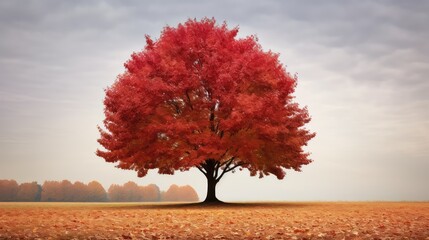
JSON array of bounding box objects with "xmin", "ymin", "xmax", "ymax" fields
[
  {"xmin": 204, "ymin": 173, "xmax": 220, "ymax": 203},
  {"xmin": 202, "ymin": 159, "xmax": 222, "ymax": 203}
]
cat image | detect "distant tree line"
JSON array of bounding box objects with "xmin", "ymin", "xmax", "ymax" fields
[
  {"xmin": 0, "ymin": 180, "xmax": 199, "ymax": 202},
  {"xmin": 40, "ymin": 180, "xmax": 107, "ymax": 202}
]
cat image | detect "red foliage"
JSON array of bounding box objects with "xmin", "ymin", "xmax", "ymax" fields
[{"xmin": 97, "ymin": 18, "xmax": 315, "ymax": 199}]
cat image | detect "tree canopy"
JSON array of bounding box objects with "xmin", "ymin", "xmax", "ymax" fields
[{"xmin": 97, "ymin": 18, "xmax": 315, "ymax": 202}]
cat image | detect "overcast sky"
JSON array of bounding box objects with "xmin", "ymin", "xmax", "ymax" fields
[{"xmin": 1, "ymin": 0, "xmax": 428, "ymax": 201}]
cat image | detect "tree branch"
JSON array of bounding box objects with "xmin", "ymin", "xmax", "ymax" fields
[
  {"xmin": 218, "ymin": 149, "xmax": 229, "ymax": 162},
  {"xmin": 196, "ymin": 166, "xmax": 207, "ymax": 176},
  {"xmin": 167, "ymin": 100, "xmax": 181, "ymax": 114},
  {"xmin": 209, "ymin": 104, "xmax": 215, "ymax": 132},
  {"xmin": 185, "ymin": 90, "xmax": 193, "ymax": 110},
  {"xmin": 214, "ymin": 161, "xmax": 220, "ymax": 179},
  {"xmin": 225, "ymin": 163, "xmax": 244, "ymax": 173},
  {"xmin": 219, "ymin": 157, "xmax": 234, "ymax": 168},
  {"xmin": 215, "ymin": 121, "xmax": 220, "ymax": 133},
  {"xmin": 216, "ymin": 157, "xmax": 235, "ymax": 182}
]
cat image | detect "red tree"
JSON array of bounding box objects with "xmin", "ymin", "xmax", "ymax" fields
[{"xmin": 97, "ymin": 18, "xmax": 315, "ymax": 203}]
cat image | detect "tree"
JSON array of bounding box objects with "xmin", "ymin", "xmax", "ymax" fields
[
  {"xmin": 97, "ymin": 18, "xmax": 315, "ymax": 203},
  {"xmin": 60, "ymin": 180, "xmax": 74, "ymax": 202},
  {"xmin": 122, "ymin": 181, "xmax": 143, "ymax": 202},
  {"xmin": 41, "ymin": 180, "xmax": 74, "ymax": 202},
  {"xmin": 107, "ymin": 184, "xmax": 123, "ymax": 202},
  {"xmin": 177, "ymin": 185, "xmax": 199, "ymax": 202},
  {"xmin": 0, "ymin": 180, "xmax": 19, "ymax": 201},
  {"xmin": 41, "ymin": 181, "xmax": 61, "ymax": 201},
  {"xmin": 107, "ymin": 181, "xmax": 145, "ymax": 202},
  {"xmin": 72, "ymin": 181, "xmax": 89, "ymax": 202},
  {"xmin": 140, "ymin": 184, "xmax": 161, "ymax": 202},
  {"xmin": 16, "ymin": 182, "xmax": 42, "ymax": 202},
  {"xmin": 87, "ymin": 181, "xmax": 108, "ymax": 202},
  {"xmin": 162, "ymin": 184, "xmax": 180, "ymax": 202},
  {"xmin": 162, "ymin": 184, "xmax": 199, "ymax": 202}
]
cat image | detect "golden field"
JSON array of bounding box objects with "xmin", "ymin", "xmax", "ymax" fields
[{"xmin": 0, "ymin": 202, "xmax": 428, "ymax": 239}]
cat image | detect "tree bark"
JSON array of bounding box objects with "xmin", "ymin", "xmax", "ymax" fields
[
  {"xmin": 204, "ymin": 173, "xmax": 220, "ymax": 203},
  {"xmin": 202, "ymin": 159, "xmax": 222, "ymax": 203}
]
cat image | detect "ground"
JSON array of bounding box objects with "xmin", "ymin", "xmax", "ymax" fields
[{"xmin": 0, "ymin": 202, "xmax": 428, "ymax": 239}]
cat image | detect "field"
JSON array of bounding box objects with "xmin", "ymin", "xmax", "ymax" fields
[{"xmin": 0, "ymin": 202, "xmax": 428, "ymax": 239}]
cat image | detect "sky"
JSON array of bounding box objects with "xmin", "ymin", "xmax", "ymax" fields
[{"xmin": 0, "ymin": 0, "xmax": 428, "ymax": 201}]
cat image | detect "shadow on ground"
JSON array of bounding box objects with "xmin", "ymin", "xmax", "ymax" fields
[{"xmin": 103, "ymin": 201, "xmax": 315, "ymax": 210}]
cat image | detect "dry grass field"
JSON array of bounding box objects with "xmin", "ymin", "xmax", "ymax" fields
[{"xmin": 0, "ymin": 202, "xmax": 428, "ymax": 239}]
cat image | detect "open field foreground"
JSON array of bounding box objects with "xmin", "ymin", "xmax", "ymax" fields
[{"xmin": 0, "ymin": 202, "xmax": 428, "ymax": 239}]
